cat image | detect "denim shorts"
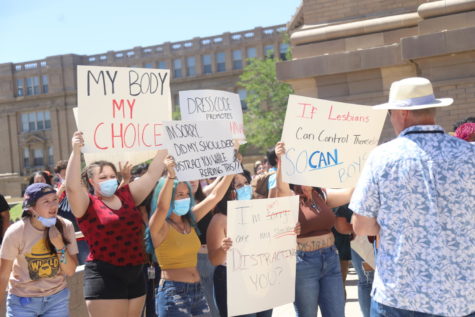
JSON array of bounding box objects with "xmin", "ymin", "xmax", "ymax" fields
[
  {"xmin": 6, "ymin": 287, "xmax": 69, "ymax": 317},
  {"xmin": 84, "ymin": 260, "xmax": 146, "ymax": 299},
  {"xmin": 156, "ymin": 280, "xmax": 210, "ymax": 317}
]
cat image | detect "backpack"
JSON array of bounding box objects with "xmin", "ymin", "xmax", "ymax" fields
[{"xmin": 250, "ymin": 170, "xmax": 275, "ymax": 199}]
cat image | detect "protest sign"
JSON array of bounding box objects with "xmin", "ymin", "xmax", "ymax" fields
[
  {"xmin": 227, "ymin": 196, "xmax": 299, "ymax": 316},
  {"xmin": 162, "ymin": 120, "xmax": 242, "ymax": 181},
  {"xmin": 281, "ymin": 95, "xmax": 386, "ymax": 188},
  {"xmin": 72, "ymin": 107, "xmax": 158, "ymax": 167},
  {"xmin": 179, "ymin": 90, "xmax": 245, "ymax": 141},
  {"xmin": 77, "ymin": 65, "xmax": 171, "ymax": 155}
]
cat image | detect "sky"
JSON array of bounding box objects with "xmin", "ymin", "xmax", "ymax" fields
[{"xmin": 0, "ymin": 0, "xmax": 301, "ymax": 64}]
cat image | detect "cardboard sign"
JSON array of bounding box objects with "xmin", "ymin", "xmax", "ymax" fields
[
  {"xmin": 161, "ymin": 120, "xmax": 242, "ymax": 181},
  {"xmin": 72, "ymin": 107, "xmax": 158, "ymax": 167},
  {"xmin": 179, "ymin": 90, "xmax": 245, "ymax": 141},
  {"xmin": 281, "ymin": 95, "xmax": 386, "ymax": 188},
  {"xmin": 77, "ymin": 66, "xmax": 171, "ymax": 154},
  {"xmin": 227, "ymin": 196, "xmax": 299, "ymax": 316}
]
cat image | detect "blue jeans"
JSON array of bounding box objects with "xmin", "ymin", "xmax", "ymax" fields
[
  {"xmin": 197, "ymin": 253, "xmax": 219, "ymax": 317},
  {"xmin": 351, "ymin": 249, "xmax": 374, "ymax": 317},
  {"xmin": 6, "ymin": 287, "xmax": 70, "ymax": 317},
  {"xmin": 156, "ymin": 280, "xmax": 210, "ymax": 317},
  {"xmin": 294, "ymin": 246, "xmax": 345, "ymax": 317},
  {"xmin": 370, "ymin": 300, "xmax": 475, "ymax": 317}
]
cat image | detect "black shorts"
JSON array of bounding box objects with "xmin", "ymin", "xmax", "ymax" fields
[{"xmin": 83, "ymin": 260, "xmax": 146, "ymax": 300}]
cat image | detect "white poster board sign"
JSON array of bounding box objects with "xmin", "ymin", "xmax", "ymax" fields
[
  {"xmin": 77, "ymin": 65, "xmax": 171, "ymax": 155},
  {"xmin": 72, "ymin": 107, "xmax": 157, "ymax": 167},
  {"xmin": 162, "ymin": 120, "xmax": 242, "ymax": 181},
  {"xmin": 227, "ymin": 196, "xmax": 299, "ymax": 316},
  {"xmin": 179, "ymin": 90, "xmax": 245, "ymax": 141},
  {"xmin": 281, "ymin": 95, "xmax": 386, "ymax": 188}
]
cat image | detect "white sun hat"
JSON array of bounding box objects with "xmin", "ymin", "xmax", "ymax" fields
[{"xmin": 374, "ymin": 77, "xmax": 453, "ymax": 110}]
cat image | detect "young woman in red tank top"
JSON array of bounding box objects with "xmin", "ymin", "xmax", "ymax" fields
[
  {"xmin": 65, "ymin": 131, "xmax": 168, "ymax": 317},
  {"xmin": 275, "ymin": 142, "xmax": 353, "ymax": 317}
]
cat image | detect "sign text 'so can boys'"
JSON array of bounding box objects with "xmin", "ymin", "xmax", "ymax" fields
[{"xmin": 281, "ymin": 95, "xmax": 387, "ymax": 188}]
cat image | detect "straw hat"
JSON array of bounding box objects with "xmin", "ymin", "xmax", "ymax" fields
[{"xmin": 374, "ymin": 77, "xmax": 453, "ymax": 110}]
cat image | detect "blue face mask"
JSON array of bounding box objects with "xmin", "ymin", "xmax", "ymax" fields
[
  {"xmin": 99, "ymin": 179, "xmax": 118, "ymax": 197},
  {"xmin": 173, "ymin": 198, "xmax": 191, "ymax": 216},
  {"xmin": 236, "ymin": 185, "xmax": 252, "ymax": 200},
  {"xmin": 38, "ymin": 216, "xmax": 57, "ymax": 227}
]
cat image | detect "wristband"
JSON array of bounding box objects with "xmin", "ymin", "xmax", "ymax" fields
[
  {"xmin": 168, "ymin": 176, "xmax": 176, "ymax": 179},
  {"xmin": 55, "ymin": 246, "xmax": 67, "ymax": 264}
]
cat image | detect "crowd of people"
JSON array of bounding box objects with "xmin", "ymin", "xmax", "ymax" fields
[{"xmin": 0, "ymin": 77, "xmax": 474, "ymax": 317}]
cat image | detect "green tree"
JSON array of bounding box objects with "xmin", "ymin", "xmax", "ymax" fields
[{"xmin": 239, "ymin": 53, "xmax": 293, "ymax": 153}]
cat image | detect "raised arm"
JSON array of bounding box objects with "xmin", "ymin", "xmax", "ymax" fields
[
  {"xmin": 65, "ymin": 131, "xmax": 90, "ymax": 218},
  {"xmin": 275, "ymin": 142, "xmax": 293, "ymax": 197},
  {"xmin": 129, "ymin": 150, "xmax": 167, "ymax": 206},
  {"xmin": 148, "ymin": 156, "xmax": 175, "ymax": 245},
  {"xmin": 207, "ymin": 214, "xmax": 232, "ymax": 266},
  {"xmin": 192, "ymin": 174, "xmax": 234, "ymax": 222},
  {"xmin": 202, "ymin": 176, "xmax": 222, "ymax": 196}
]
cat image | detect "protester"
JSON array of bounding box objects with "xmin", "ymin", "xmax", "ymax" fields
[
  {"xmin": 351, "ymin": 77, "xmax": 475, "ymax": 316},
  {"xmin": 65, "ymin": 131, "xmax": 167, "ymax": 317},
  {"xmin": 454, "ymin": 122, "xmax": 475, "ymax": 142},
  {"xmin": 207, "ymin": 170, "xmax": 274, "ymax": 317},
  {"xmin": 148, "ymin": 155, "xmax": 235, "ymax": 316},
  {"xmin": 28, "ymin": 171, "xmax": 52, "ymax": 186},
  {"xmin": 0, "ymin": 183, "xmax": 78, "ymax": 316},
  {"xmin": 275, "ymin": 141, "xmax": 353, "ymax": 317},
  {"xmin": 253, "ymin": 160, "xmax": 264, "ymax": 177},
  {"xmin": 191, "ymin": 179, "xmax": 220, "ymax": 317},
  {"xmin": 0, "ymin": 194, "xmax": 10, "ymax": 245},
  {"xmin": 334, "ymin": 204, "xmax": 373, "ymax": 317}
]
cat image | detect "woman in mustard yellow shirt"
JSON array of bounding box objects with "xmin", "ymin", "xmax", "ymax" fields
[{"xmin": 148, "ymin": 155, "xmax": 235, "ymax": 317}]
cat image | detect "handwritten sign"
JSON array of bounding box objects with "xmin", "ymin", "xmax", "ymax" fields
[
  {"xmin": 281, "ymin": 95, "xmax": 386, "ymax": 188},
  {"xmin": 179, "ymin": 90, "xmax": 245, "ymax": 141},
  {"xmin": 162, "ymin": 120, "xmax": 242, "ymax": 181},
  {"xmin": 227, "ymin": 196, "xmax": 299, "ymax": 316},
  {"xmin": 72, "ymin": 107, "xmax": 158, "ymax": 166},
  {"xmin": 77, "ymin": 65, "xmax": 171, "ymax": 154}
]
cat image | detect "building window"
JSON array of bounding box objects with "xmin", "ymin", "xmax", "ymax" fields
[
  {"xmin": 279, "ymin": 43, "xmax": 289, "ymax": 60},
  {"xmin": 173, "ymin": 59, "xmax": 182, "ymax": 78},
  {"xmin": 144, "ymin": 63, "xmax": 153, "ymax": 68},
  {"xmin": 26, "ymin": 77, "xmax": 33, "ymax": 96},
  {"xmin": 232, "ymin": 50, "xmax": 242, "ymax": 70},
  {"xmin": 216, "ymin": 52, "xmax": 226, "ymax": 72},
  {"xmin": 16, "ymin": 79, "xmax": 24, "ymax": 97},
  {"xmin": 33, "ymin": 76, "xmax": 40, "ymax": 95},
  {"xmin": 238, "ymin": 89, "xmax": 248, "ymax": 110},
  {"xmin": 158, "ymin": 61, "xmax": 167, "ymax": 69},
  {"xmin": 264, "ymin": 45, "xmax": 274, "ymax": 58},
  {"xmin": 186, "ymin": 56, "xmax": 196, "ymax": 77},
  {"xmin": 33, "ymin": 148, "xmax": 44, "ymax": 167},
  {"xmin": 23, "ymin": 148, "xmax": 30, "ymax": 168},
  {"xmin": 247, "ymin": 47, "xmax": 257, "ymax": 59},
  {"xmin": 21, "ymin": 111, "xmax": 51, "ymax": 132},
  {"xmin": 42, "ymin": 75, "xmax": 48, "ymax": 93},
  {"xmin": 202, "ymin": 55, "xmax": 212, "ymax": 74},
  {"xmin": 48, "ymin": 147, "xmax": 54, "ymax": 165}
]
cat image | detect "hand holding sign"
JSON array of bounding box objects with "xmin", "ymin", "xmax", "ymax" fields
[
  {"xmin": 164, "ymin": 155, "xmax": 177, "ymax": 179},
  {"xmin": 71, "ymin": 131, "xmax": 85, "ymax": 152}
]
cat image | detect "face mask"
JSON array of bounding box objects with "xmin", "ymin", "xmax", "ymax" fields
[
  {"xmin": 99, "ymin": 179, "xmax": 118, "ymax": 197},
  {"xmin": 38, "ymin": 216, "xmax": 57, "ymax": 227},
  {"xmin": 173, "ymin": 198, "xmax": 191, "ymax": 216},
  {"xmin": 236, "ymin": 185, "xmax": 252, "ymax": 200}
]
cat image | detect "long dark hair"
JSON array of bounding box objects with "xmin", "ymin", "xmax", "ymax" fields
[
  {"xmin": 81, "ymin": 160, "xmax": 118, "ymax": 194},
  {"xmin": 23, "ymin": 210, "xmax": 71, "ymax": 254}
]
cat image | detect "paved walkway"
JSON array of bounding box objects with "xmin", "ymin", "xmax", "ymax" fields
[{"xmin": 273, "ymin": 267, "xmax": 363, "ymax": 317}]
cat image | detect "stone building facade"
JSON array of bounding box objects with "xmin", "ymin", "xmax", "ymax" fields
[
  {"xmin": 0, "ymin": 24, "xmax": 288, "ymax": 196},
  {"xmin": 277, "ymin": 0, "xmax": 475, "ymax": 142}
]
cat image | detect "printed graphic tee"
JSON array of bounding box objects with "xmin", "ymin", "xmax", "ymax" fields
[{"xmin": 0, "ymin": 218, "xmax": 78, "ymax": 297}]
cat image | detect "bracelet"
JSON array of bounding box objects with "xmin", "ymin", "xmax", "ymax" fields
[
  {"xmin": 168, "ymin": 176, "xmax": 176, "ymax": 179},
  {"xmin": 55, "ymin": 246, "xmax": 67, "ymax": 264}
]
